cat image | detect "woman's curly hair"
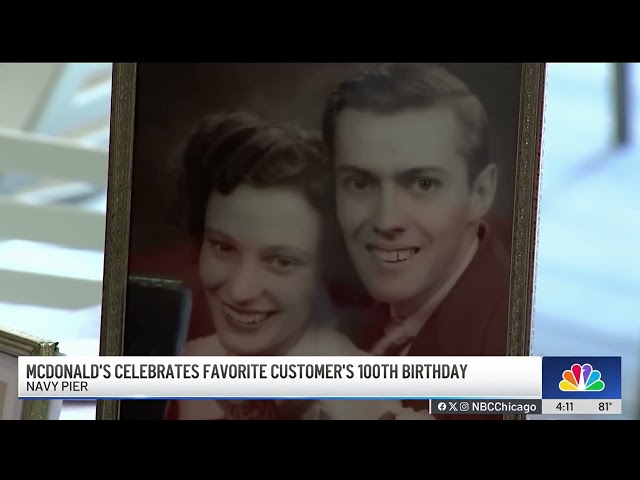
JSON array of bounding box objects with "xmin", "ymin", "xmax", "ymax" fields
[{"xmin": 178, "ymin": 111, "xmax": 334, "ymax": 240}]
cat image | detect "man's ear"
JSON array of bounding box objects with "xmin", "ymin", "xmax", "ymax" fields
[{"xmin": 469, "ymin": 164, "xmax": 497, "ymax": 221}]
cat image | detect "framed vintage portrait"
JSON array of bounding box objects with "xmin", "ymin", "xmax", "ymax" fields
[
  {"xmin": 99, "ymin": 63, "xmax": 545, "ymax": 421},
  {"xmin": 0, "ymin": 326, "xmax": 60, "ymax": 420}
]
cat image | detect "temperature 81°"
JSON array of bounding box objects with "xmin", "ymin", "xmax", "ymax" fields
[{"xmin": 598, "ymin": 401, "xmax": 613, "ymax": 412}]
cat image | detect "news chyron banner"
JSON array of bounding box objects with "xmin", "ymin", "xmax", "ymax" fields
[
  {"xmin": 433, "ymin": 356, "xmax": 623, "ymax": 416},
  {"xmin": 17, "ymin": 356, "xmax": 622, "ymax": 416}
]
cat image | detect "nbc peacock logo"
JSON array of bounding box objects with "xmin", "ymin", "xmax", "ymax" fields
[{"xmin": 559, "ymin": 363, "xmax": 605, "ymax": 392}]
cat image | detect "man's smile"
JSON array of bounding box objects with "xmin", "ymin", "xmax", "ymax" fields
[{"xmin": 365, "ymin": 244, "xmax": 421, "ymax": 263}]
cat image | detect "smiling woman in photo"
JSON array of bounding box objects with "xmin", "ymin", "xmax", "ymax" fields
[{"xmin": 170, "ymin": 111, "xmax": 431, "ymax": 420}]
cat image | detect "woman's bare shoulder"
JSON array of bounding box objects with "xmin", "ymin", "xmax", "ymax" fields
[
  {"xmin": 183, "ymin": 334, "xmax": 225, "ymax": 356},
  {"xmin": 290, "ymin": 325, "xmax": 368, "ymax": 356}
]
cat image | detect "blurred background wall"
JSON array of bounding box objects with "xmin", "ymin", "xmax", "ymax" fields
[
  {"xmin": 529, "ymin": 63, "xmax": 640, "ymax": 419},
  {"xmin": 0, "ymin": 62, "xmax": 637, "ymax": 420}
]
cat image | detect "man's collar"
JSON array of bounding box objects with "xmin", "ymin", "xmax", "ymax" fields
[
  {"xmin": 406, "ymin": 221, "xmax": 510, "ymax": 356},
  {"xmin": 370, "ymin": 224, "xmax": 482, "ymax": 355}
]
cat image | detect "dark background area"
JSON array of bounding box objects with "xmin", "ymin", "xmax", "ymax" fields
[{"xmin": 128, "ymin": 63, "xmax": 523, "ymax": 254}]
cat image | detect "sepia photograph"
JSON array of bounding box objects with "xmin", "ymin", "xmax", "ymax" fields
[
  {"xmin": 100, "ymin": 63, "xmax": 545, "ymax": 421},
  {"xmin": 0, "ymin": 326, "xmax": 60, "ymax": 420}
]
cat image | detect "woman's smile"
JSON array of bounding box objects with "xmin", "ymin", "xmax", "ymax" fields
[{"xmin": 218, "ymin": 296, "xmax": 277, "ymax": 330}]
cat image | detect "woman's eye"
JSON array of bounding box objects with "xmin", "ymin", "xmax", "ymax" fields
[
  {"xmin": 276, "ymin": 258, "xmax": 293, "ymax": 268},
  {"xmin": 209, "ymin": 240, "xmax": 234, "ymax": 254},
  {"xmin": 266, "ymin": 256, "xmax": 300, "ymax": 272}
]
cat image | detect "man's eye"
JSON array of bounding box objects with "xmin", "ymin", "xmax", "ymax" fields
[
  {"xmin": 412, "ymin": 177, "xmax": 441, "ymax": 192},
  {"xmin": 343, "ymin": 176, "xmax": 370, "ymax": 191}
]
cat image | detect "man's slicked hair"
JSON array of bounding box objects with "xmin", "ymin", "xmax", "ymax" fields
[{"xmin": 322, "ymin": 63, "xmax": 490, "ymax": 182}]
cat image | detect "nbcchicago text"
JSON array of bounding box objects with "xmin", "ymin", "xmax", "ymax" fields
[{"xmin": 471, "ymin": 401, "xmax": 537, "ymax": 414}]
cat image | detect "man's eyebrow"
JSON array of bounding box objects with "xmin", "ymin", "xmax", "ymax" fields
[
  {"xmin": 337, "ymin": 165, "xmax": 448, "ymax": 179},
  {"xmin": 335, "ymin": 164, "xmax": 374, "ymax": 176},
  {"xmin": 397, "ymin": 166, "xmax": 448, "ymax": 178}
]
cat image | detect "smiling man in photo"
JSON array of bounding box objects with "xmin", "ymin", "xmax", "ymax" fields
[{"xmin": 322, "ymin": 63, "xmax": 511, "ymax": 364}]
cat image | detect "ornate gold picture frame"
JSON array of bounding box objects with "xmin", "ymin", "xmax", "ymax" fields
[
  {"xmin": 0, "ymin": 326, "xmax": 59, "ymax": 420},
  {"xmin": 98, "ymin": 63, "xmax": 546, "ymax": 421}
]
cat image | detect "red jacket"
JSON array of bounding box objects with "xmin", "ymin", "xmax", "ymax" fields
[{"xmin": 342, "ymin": 223, "xmax": 511, "ymax": 420}]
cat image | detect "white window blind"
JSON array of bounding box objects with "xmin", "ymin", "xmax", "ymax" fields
[{"xmin": 0, "ymin": 63, "xmax": 112, "ymax": 341}]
